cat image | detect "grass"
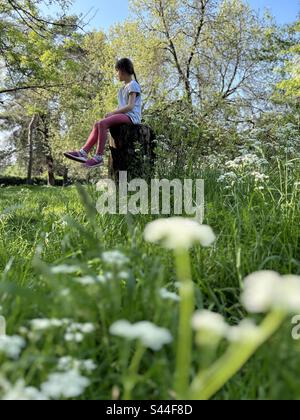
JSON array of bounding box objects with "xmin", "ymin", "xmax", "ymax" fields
[{"xmin": 0, "ymin": 160, "xmax": 300, "ymax": 399}]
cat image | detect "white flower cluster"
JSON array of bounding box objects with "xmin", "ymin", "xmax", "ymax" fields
[
  {"xmin": 75, "ymin": 270, "xmax": 130, "ymax": 286},
  {"xmin": 41, "ymin": 369, "xmax": 90, "ymax": 399},
  {"xmin": 159, "ymin": 288, "xmax": 180, "ymax": 302},
  {"xmin": 28, "ymin": 318, "xmax": 95, "ymax": 343},
  {"xmin": 144, "ymin": 217, "xmax": 216, "ymax": 250},
  {"xmin": 250, "ymin": 171, "xmax": 269, "ymax": 183},
  {"xmin": 64, "ymin": 322, "xmax": 95, "ymax": 343},
  {"xmin": 192, "ymin": 310, "xmax": 261, "ymax": 343},
  {"xmin": 225, "ymin": 153, "xmax": 268, "ymax": 170},
  {"xmin": 1, "ymin": 379, "xmax": 48, "ymax": 401},
  {"xmin": 192, "ymin": 270, "xmax": 300, "ymax": 345},
  {"xmin": 241, "ymin": 270, "xmax": 300, "ymax": 313},
  {"xmin": 217, "ymin": 172, "xmax": 238, "ymax": 185},
  {"xmin": 50, "ymin": 265, "xmax": 81, "ymax": 274},
  {"xmin": 57, "ymin": 356, "xmax": 97, "ymax": 373},
  {"xmin": 109, "ymin": 320, "xmax": 173, "ymax": 351},
  {"xmin": 30, "ymin": 318, "xmax": 71, "ymax": 330},
  {"xmin": 101, "ymin": 250, "xmax": 130, "ymax": 267},
  {"xmin": 0, "ymin": 335, "xmax": 26, "ymax": 359}
]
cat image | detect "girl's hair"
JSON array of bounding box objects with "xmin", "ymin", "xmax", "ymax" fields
[{"xmin": 115, "ymin": 58, "xmax": 139, "ymax": 83}]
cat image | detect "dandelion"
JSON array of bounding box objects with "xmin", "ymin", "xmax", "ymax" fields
[
  {"xmin": 109, "ymin": 320, "xmax": 173, "ymax": 351},
  {"xmin": 144, "ymin": 217, "xmax": 216, "ymax": 250},
  {"xmin": 41, "ymin": 370, "xmax": 90, "ymax": 399}
]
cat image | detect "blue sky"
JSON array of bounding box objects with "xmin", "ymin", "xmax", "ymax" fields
[{"xmin": 60, "ymin": 0, "xmax": 299, "ymax": 32}]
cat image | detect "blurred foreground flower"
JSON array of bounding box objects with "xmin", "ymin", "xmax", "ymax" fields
[
  {"xmin": 143, "ymin": 217, "xmax": 216, "ymax": 250},
  {"xmin": 109, "ymin": 320, "xmax": 172, "ymax": 351},
  {"xmin": 241, "ymin": 270, "xmax": 300, "ymax": 313}
]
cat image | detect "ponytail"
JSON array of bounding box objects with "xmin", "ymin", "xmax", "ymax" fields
[{"xmin": 133, "ymin": 70, "xmax": 139, "ymax": 84}]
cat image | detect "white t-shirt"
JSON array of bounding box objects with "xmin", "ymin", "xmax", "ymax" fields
[{"xmin": 118, "ymin": 80, "xmax": 142, "ymax": 124}]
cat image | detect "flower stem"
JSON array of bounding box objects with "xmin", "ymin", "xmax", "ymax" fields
[
  {"xmin": 123, "ymin": 342, "xmax": 145, "ymax": 400},
  {"xmin": 174, "ymin": 248, "xmax": 195, "ymax": 399},
  {"xmin": 188, "ymin": 310, "xmax": 286, "ymax": 400}
]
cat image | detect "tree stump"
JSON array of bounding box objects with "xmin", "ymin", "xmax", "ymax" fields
[{"xmin": 108, "ymin": 124, "xmax": 156, "ymax": 183}]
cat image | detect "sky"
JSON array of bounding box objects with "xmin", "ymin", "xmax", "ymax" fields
[{"xmin": 58, "ymin": 0, "xmax": 299, "ymax": 33}]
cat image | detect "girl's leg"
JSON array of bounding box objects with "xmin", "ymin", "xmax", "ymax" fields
[{"xmin": 82, "ymin": 114, "xmax": 133, "ymax": 155}]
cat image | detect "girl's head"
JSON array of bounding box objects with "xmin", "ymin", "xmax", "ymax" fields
[{"xmin": 115, "ymin": 58, "xmax": 138, "ymax": 83}]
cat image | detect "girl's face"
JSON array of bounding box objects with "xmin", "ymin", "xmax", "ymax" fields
[
  {"xmin": 116, "ymin": 68, "xmax": 123, "ymax": 81},
  {"xmin": 116, "ymin": 68, "xmax": 129, "ymax": 82}
]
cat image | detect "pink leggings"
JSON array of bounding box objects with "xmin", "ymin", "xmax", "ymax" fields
[{"xmin": 82, "ymin": 114, "xmax": 133, "ymax": 155}]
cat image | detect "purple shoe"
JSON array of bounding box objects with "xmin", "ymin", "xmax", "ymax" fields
[
  {"xmin": 83, "ymin": 155, "xmax": 104, "ymax": 169},
  {"xmin": 64, "ymin": 149, "xmax": 88, "ymax": 163}
]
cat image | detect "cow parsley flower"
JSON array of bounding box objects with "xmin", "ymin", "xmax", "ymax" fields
[
  {"xmin": 191, "ymin": 310, "xmax": 229, "ymax": 336},
  {"xmin": 101, "ymin": 250, "xmax": 129, "ymax": 267},
  {"xmin": 0, "ymin": 335, "xmax": 26, "ymax": 359},
  {"xmin": 241, "ymin": 271, "xmax": 300, "ymax": 313},
  {"xmin": 109, "ymin": 320, "xmax": 173, "ymax": 351},
  {"xmin": 159, "ymin": 288, "xmax": 180, "ymax": 302},
  {"xmin": 41, "ymin": 370, "xmax": 90, "ymax": 398},
  {"xmin": 144, "ymin": 217, "xmax": 216, "ymax": 250}
]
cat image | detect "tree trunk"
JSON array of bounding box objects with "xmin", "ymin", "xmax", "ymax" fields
[
  {"xmin": 108, "ymin": 124, "xmax": 156, "ymax": 184},
  {"xmin": 27, "ymin": 114, "xmax": 38, "ymax": 184},
  {"xmin": 46, "ymin": 155, "xmax": 55, "ymax": 186},
  {"xmin": 63, "ymin": 166, "xmax": 69, "ymax": 186},
  {"xmin": 40, "ymin": 112, "xmax": 56, "ymax": 186}
]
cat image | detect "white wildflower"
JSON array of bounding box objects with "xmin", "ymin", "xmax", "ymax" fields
[
  {"xmin": 30, "ymin": 319, "xmax": 69, "ymax": 331},
  {"xmin": 57, "ymin": 357, "xmax": 97, "ymax": 373},
  {"xmin": 0, "ymin": 335, "xmax": 26, "ymax": 359},
  {"xmin": 227, "ymin": 319, "xmax": 262, "ymax": 342},
  {"xmin": 275, "ymin": 275, "xmax": 300, "ymax": 312},
  {"xmin": 64, "ymin": 332, "xmax": 84, "ymax": 343},
  {"xmin": 2, "ymin": 380, "xmax": 48, "ymax": 401},
  {"xmin": 241, "ymin": 271, "xmax": 300, "ymax": 313},
  {"xmin": 50, "ymin": 265, "xmax": 81, "ymax": 274},
  {"xmin": 159, "ymin": 288, "xmax": 180, "ymax": 302},
  {"xmin": 143, "ymin": 217, "xmax": 216, "ymax": 250},
  {"xmin": 64, "ymin": 322, "xmax": 95, "ymax": 343},
  {"xmin": 191, "ymin": 310, "xmax": 229, "ymax": 336},
  {"xmin": 241, "ymin": 270, "xmax": 282, "ymax": 313},
  {"xmin": 118, "ymin": 271, "xmax": 130, "ymax": 280},
  {"xmin": 41, "ymin": 370, "xmax": 90, "ymax": 398},
  {"xmin": 101, "ymin": 251, "xmax": 129, "ymax": 267},
  {"xmin": 109, "ymin": 320, "xmax": 173, "ymax": 351}
]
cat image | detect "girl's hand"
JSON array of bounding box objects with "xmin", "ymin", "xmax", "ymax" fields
[{"xmin": 105, "ymin": 112, "xmax": 115, "ymax": 118}]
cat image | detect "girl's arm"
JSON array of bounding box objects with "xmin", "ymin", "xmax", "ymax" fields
[{"xmin": 111, "ymin": 93, "xmax": 137, "ymax": 115}]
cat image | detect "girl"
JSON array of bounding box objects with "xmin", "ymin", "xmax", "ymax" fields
[{"xmin": 64, "ymin": 58, "xmax": 142, "ymax": 169}]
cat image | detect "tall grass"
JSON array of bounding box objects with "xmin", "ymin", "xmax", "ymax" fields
[{"xmin": 0, "ymin": 158, "xmax": 300, "ymax": 399}]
